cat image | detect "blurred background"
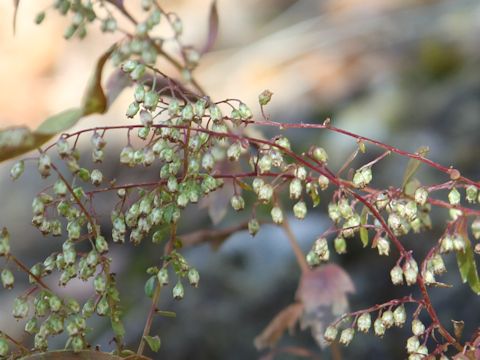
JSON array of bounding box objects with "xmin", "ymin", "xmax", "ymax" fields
[{"xmin": 0, "ymin": 0, "xmax": 480, "ymax": 359}]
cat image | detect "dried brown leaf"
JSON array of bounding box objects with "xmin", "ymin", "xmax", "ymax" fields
[
  {"xmin": 296, "ymin": 264, "xmax": 355, "ymax": 348},
  {"xmin": 254, "ymin": 302, "xmax": 304, "ymax": 351}
]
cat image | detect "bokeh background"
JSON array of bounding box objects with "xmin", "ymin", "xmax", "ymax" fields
[{"xmin": 1, "ymin": 0, "xmax": 480, "ymax": 359}]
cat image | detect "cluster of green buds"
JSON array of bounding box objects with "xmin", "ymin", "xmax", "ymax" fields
[
  {"xmin": 324, "ymin": 304, "xmax": 408, "ymax": 346},
  {"xmin": 145, "ymin": 251, "xmax": 200, "ymax": 302},
  {"xmin": 389, "ymin": 257, "xmax": 419, "ymax": 286}
]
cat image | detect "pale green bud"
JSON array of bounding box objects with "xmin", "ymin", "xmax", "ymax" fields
[
  {"xmin": 271, "ymin": 206, "xmax": 284, "ymax": 225},
  {"xmin": 334, "ymin": 236, "xmax": 347, "ymax": 254},
  {"xmin": 312, "ymin": 147, "xmax": 328, "ymax": 163},
  {"xmin": 448, "ymin": 188, "xmax": 461, "ymax": 205},
  {"xmin": 10, "ymin": 160, "xmax": 24, "ymax": 180},
  {"xmin": 188, "ymin": 268, "xmax": 200, "ymax": 287},
  {"xmin": 230, "ymin": 195, "xmax": 245, "ymax": 211},
  {"xmin": 381, "ymin": 310, "xmax": 394, "ymax": 328},
  {"xmin": 258, "ymin": 184, "xmax": 274, "ymax": 204},
  {"xmin": 466, "ymin": 185, "xmax": 478, "ymax": 203},
  {"xmin": 173, "ymin": 281, "xmax": 184, "ymax": 300},
  {"xmin": 1, "ymin": 269, "xmax": 14, "ymax": 289},
  {"xmin": 357, "ymin": 312, "xmax": 371, "ymax": 333},
  {"xmin": 317, "ymin": 175, "xmax": 329, "ymax": 190},
  {"xmin": 472, "ymin": 218, "xmax": 480, "ymax": 240},
  {"xmin": 293, "ymin": 201, "xmax": 307, "ymax": 219},
  {"xmin": 390, "ymin": 265, "xmax": 403, "ymax": 285},
  {"xmin": 339, "ymin": 328, "xmax": 354, "ymax": 346},
  {"xmin": 376, "ymin": 237, "xmax": 390, "ymax": 256},
  {"xmin": 406, "ymin": 336, "xmax": 420, "ymax": 354},
  {"xmin": 393, "ymin": 305, "xmax": 406, "ymax": 327},
  {"xmin": 374, "ymin": 317, "xmax": 385, "ymax": 337},
  {"xmin": 289, "ymin": 178, "xmax": 302, "ymax": 200},
  {"xmin": 411, "ymin": 319, "xmax": 425, "ymax": 336},
  {"xmin": 13, "ymin": 297, "xmax": 29, "ymax": 319},
  {"xmin": 248, "ymin": 218, "xmax": 260, "ymax": 236},
  {"xmin": 258, "ymin": 90, "xmax": 273, "ymax": 106}
]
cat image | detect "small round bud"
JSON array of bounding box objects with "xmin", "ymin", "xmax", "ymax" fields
[
  {"xmin": 448, "ymin": 188, "xmax": 461, "ymax": 205},
  {"xmin": 271, "ymin": 206, "xmax": 284, "ymax": 224},
  {"xmin": 411, "ymin": 319, "xmax": 425, "ymax": 336},
  {"xmin": 130, "ymin": 63, "xmax": 146, "ymax": 81},
  {"xmin": 466, "ymin": 185, "xmax": 478, "ymax": 203},
  {"xmin": 406, "ymin": 336, "xmax": 420, "ymax": 353},
  {"xmin": 375, "ymin": 192, "xmax": 389, "ymax": 210},
  {"xmin": 312, "ymin": 147, "xmax": 328, "ymax": 163},
  {"xmin": 157, "ymin": 268, "xmax": 169, "ymax": 286},
  {"xmin": 353, "ymin": 167, "xmax": 372, "ymax": 188},
  {"xmin": 414, "ymin": 187, "xmax": 429, "ymax": 206},
  {"xmin": 404, "ymin": 259, "xmax": 418, "ymax": 286},
  {"xmin": 306, "ymin": 251, "xmax": 321, "ymax": 267},
  {"xmin": 317, "ymin": 175, "xmax": 329, "ymax": 190},
  {"xmin": 13, "ymin": 297, "xmax": 29, "ymax": 319},
  {"xmin": 381, "ymin": 310, "xmax": 394, "ymax": 328},
  {"xmin": 293, "ymin": 201, "xmax": 307, "ymax": 219},
  {"xmin": 173, "ymin": 281, "xmax": 184, "ymax": 300},
  {"xmin": 374, "ymin": 317, "xmax": 385, "ymax": 337},
  {"xmin": 1, "ymin": 269, "xmax": 14, "ymax": 289},
  {"xmin": 357, "ymin": 313, "xmax": 371, "ymax": 333},
  {"xmin": 258, "ymin": 155, "xmax": 272, "ymax": 174},
  {"xmin": 334, "ymin": 236, "xmax": 347, "ymax": 254},
  {"xmin": 230, "ymin": 195, "xmax": 245, "ymax": 211},
  {"xmin": 328, "ymin": 203, "xmax": 341, "ymax": 223},
  {"xmin": 393, "ymin": 305, "xmax": 406, "ymax": 327},
  {"xmin": 10, "ymin": 160, "xmax": 24, "ymax": 180},
  {"xmin": 227, "ymin": 142, "xmax": 242, "ymax": 161},
  {"xmin": 248, "ymin": 218, "xmax": 260, "ymax": 236},
  {"xmin": 323, "ymin": 325, "xmax": 338, "ymax": 342},
  {"xmin": 188, "ymin": 268, "xmax": 200, "ymax": 287},
  {"xmin": 289, "ymin": 178, "xmax": 303, "ymax": 200},
  {"xmin": 259, "ymin": 90, "xmax": 273, "ymax": 106},
  {"xmin": 90, "ymin": 169, "xmax": 103, "ymax": 186},
  {"xmin": 144, "ymin": 91, "xmax": 159, "ymax": 110},
  {"xmin": 376, "ymin": 237, "xmax": 390, "ymax": 256},
  {"xmin": 339, "ymin": 328, "xmax": 354, "ymax": 346},
  {"xmin": 258, "ymin": 184, "xmax": 274, "ymax": 204},
  {"xmin": 37, "ymin": 153, "xmax": 51, "ymax": 178}
]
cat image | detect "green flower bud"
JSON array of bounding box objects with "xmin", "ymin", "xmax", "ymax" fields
[
  {"xmin": 448, "ymin": 188, "xmax": 461, "ymax": 205},
  {"xmin": 258, "ymin": 155, "xmax": 272, "ymax": 173},
  {"xmin": 406, "ymin": 336, "xmax": 420, "ymax": 354},
  {"xmin": 25, "ymin": 318, "xmax": 38, "ymax": 334},
  {"xmin": 414, "ymin": 187, "xmax": 428, "ymax": 206},
  {"xmin": 29, "ymin": 263, "xmax": 44, "ymax": 284},
  {"xmin": 393, "ymin": 305, "xmax": 406, "ymax": 327},
  {"xmin": 423, "ymin": 269, "xmax": 435, "ymax": 285},
  {"xmin": 339, "ymin": 328, "xmax": 354, "ymax": 346},
  {"xmin": 452, "ymin": 234, "xmax": 466, "ymax": 252},
  {"xmin": 71, "ymin": 336, "xmax": 85, "ymax": 353},
  {"xmin": 440, "ymin": 234, "xmax": 454, "ymax": 253},
  {"xmin": 1, "ymin": 269, "xmax": 14, "ymax": 289},
  {"xmin": 35, "ymin": 11, "xmax": 46, "ymax": 24},
  {"xmin": 317, "ymin": 175, "xmax": 329, "ymax": 190},
  {"xmin": 338, "ymin": 199, "xmax": 353, "ymax": 219},
  {"xmin": 120, "ymin": 146, "xmax": 134, "ymax": 165},
  {"xmin": 334, "ymin": 236, "xmax": 347, "ymax": 254},
  {"xmin": 103, "ymin": 17, "xmax": 117, "ymax": 32},
  {"xmin": 140, "ymin": 110, "xmax": 153, "ymax": 127},
  {"xmin": 202, "ymin": 153, "xmax": 215, "ymax": 171},
  {"xmin": 67, "ymin": 221, "xmax": 81, "ymax": 240},
  {"xmin": 312, "ymin": 147, "xmax": 328, "ymax": 163},
  {"xmin": 172, "ymin": 18, "xmax": 183, "ymax": 35},
  {"xmin": 34, "ymin": 333, "xmax": 47, "ymax": 351},
  {"xmin": 357, "ymin": 312, "xmax": 371, "ymax": 333},
  {"xmin": 374, "ymin": 317, "xmax": 385, "ymax": 337},
  {"xmin": 230, "ymin": 195, "xmax": 245, "ymax": 211},
  {"xmin": 403, "ymin": 259, "xmax": 418, "ymax": 286},
  {"xmin": 64, "ymin": 24, "xmax": 78, "ymax": 40},
  {"xmin": 466, "ymin": 185, "xmax": 478, "ymax": 203},
  {"xmin": 188, "ymin": 268, "xmax": 200, "ymax": 287},
  {"xmin": 90, "ymin": 169, "xmax": 103, "ymax": 186},
  {"xmin": 390, "ymin": 265, "xmax": 403, "ymax": 285},
  {"xmin": 194, "ymin": 98, "xmax": 207, "ymax": 118},
  {"xmin": 376, "ymin": 237, "xmax": 390, "ymax": 256},
  {"xmin": 289, "ymin": 178, "xmax": 302, "ymax": 200},
  {"xmin": 328, "ymin": 203, "xmax": 341, "ymax": 223},
  {"xmin": 157, "ymin": 268, "xmax": 169, "ymax": 286},
  {"xmin": 13, "ymin": 297, "xmax": 29, "ymax": 319},
  {"xmin": 122, "ymin": 60, "xmax": 138, "ymax": 73},
  {"xmin": 306, "ymin": 251, "xmax": 321, "ymax": 267},
  {"xmin": 411, "ymin": 319, "xmax": 425, "ymax": 336},
  {"xmin": 48, "ymin": 295, "xmax": 62, "ymax": 312},
  {"xmin": 259, "ymin": 90, "xmax": 273, "ymax": 106},
  {"xmin": 248, "ymin": 218, "xmax": 260, "ymax": 236},
  {"xmin": 10, "ymin": 160, "xmax": 24, "ymax": 180},
  {"xmin": 94, "ymin": 275, "xmax": 106, "ymax": 294},
  {"xmin": 271, "ymin": 206, "xmax": 284, "ymax": 225},
  {"xmin": 130, "ymin": 63, "xmax": 146, "ymax": 80},
  {"xmin": 238, "ymin": 103, "xmax": 252, "ymax": 119},
  {"xmin": 313, "ymin": 237, "xmax": 329, "ymax": 261},
  {"xmin": 134, "ymin": 85, "xmax": 145, "ymax": 103},
  {"xmin": 208, "ymin": 104, "xmax": 222, "ymax": 122},
  {"xmin": 38, "ymin": 153, "xmax": 51, "ymax": 178},
  {"xmin": 257, "ymin": 184, "xmax": 274, "ymax": 204},
  {"xmin": 182, "ymin": 103, "xmax": 194, "ymax": 121},
  {"xmin": 82, "ymin": 299, "xmax": 95, "ymax": 318},
  {"xmin": 381, "ymin": 310, "xmax": 394, "ymax": 328},
  {"xmin": 96, "ymin": 296, "xmax": 109, "ymax": 316},
  {"xmin": 173, "ymin": 280, "xmax": 184, "ymax": 300},
  {"xmin": 353, "ymin": 167, "xmax": 372, "ymax": 188},
  {"xmin": 126, "ymin": 101, "xmax": 140, "ymax": 118},
  {"xmin": 144, "ymin": 91, "xmax": 159, "ymax": 110},
  {"xmin": 323, "ymin": 325, "xmax": 338, "ymax": 342},
  {"xmin": 227, "ymin": 142, "xmax": 242, "ymax": 161},
  {"xmin": 293, "ymin": 201, "xmax": 307, "ymax": 219}
]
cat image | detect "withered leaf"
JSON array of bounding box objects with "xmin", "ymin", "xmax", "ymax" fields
[{"xmin": 254, "ymin": 302, "xmax": 304, "ymax": 350}]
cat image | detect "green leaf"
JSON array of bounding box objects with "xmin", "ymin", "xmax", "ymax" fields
[
  {"xmin": 155, "ymin": 310, "xmax": 176, "ymax": 318},
  {"xmin": 36, "ymin": 108, "xmax": 83, "ymax": 134},
  {"xmin": 401, "ymin": 146, "xmax": 429, "ymax": 190},
  {"xmin": 143, "ymin": 335, "xmax": 161, "ymax": 353},
  {"xmin": 82, "ymin": 46, "xmax": 116, "ymax": 116},
  {"xmin": 360, "ymin": 206, "xmax": 369, "ymax": 247},
  {"xmin": 456, "ymin": 219, "xmax": 480, "ymax": 294},
  {"xmin": 144, "ymin": 276, "xmax": 157, "ymax": 298}
]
